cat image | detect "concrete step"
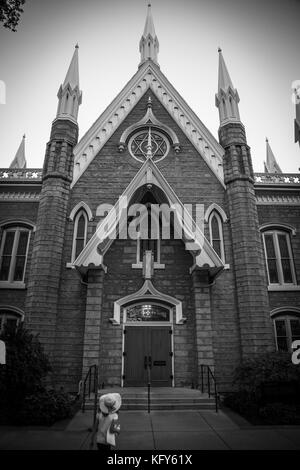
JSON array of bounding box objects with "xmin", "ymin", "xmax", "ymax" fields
[
  {"xmin": 97, "ymin": 389, "xmax": 211, "ymax": 398},
  {"xmin": 85, "ymin": 389, "xmax": 215, "ymax": 410},
  {"xmin": 117, "ymin": 397, "xmax": 213, "ymax": 402},
  {"xmin": 83, "ymin": 402, "xmax": 216, "ymax": 411}
]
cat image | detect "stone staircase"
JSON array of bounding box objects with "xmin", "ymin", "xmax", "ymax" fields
[{"xmin": 83, "ymin": 387, "xmax": 217, "ymax": 411}]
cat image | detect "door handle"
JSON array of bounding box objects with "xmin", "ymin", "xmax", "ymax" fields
[
  {"xmin": 144, "ymin": 356, "xmax": 147, "ymax": 369},
  {"xmin": 148, "ymin": 356, "xmax": 152, "ymax": 369}
]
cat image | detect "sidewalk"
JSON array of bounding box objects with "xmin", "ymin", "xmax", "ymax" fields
[{"xmin": 1, "ymin": 408, "xmax": 300, "ymax": 450}]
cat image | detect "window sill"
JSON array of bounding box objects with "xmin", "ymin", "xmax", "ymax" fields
[
  {"xmin": 0, "ymin": 281, "xmax": 26, "ymax": 290},
  {"xmin": 268, "ymin": 285, "xmax": 300, "ymax": 291},
  {"xmin": 132, "ymin": 263, "xmax": 166, "ymax": 269}
]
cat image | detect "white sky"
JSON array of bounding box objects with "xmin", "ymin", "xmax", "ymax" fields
[{"xmin": 0, "ymin": 0, "xmax": 299, "ymax": 172}]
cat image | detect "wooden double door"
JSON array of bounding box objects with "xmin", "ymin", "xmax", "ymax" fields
[{"xmin": 124, "ymin": 326, "xmax": 172, "ymax": 387}]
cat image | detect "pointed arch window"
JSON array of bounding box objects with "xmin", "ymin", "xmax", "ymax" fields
[
  {"xmin": 0, "ymin": 308, "xmax": 24, "ymax": 334},
  {"xmin": 272, "ymin": 311, "xmax": 300, "ymax": 352},
  {"xmin": 229, "ymin": 96, "xmax": 234, "ymax": 117},
  {"xmin": 262, "ymin": 229, "xmax": 296, "ymax": 286},
  {"xmin": 0, "ymin": 225, "xmax": 32, "ymax": 287},
  {"xmin": 222, "ymin": 99, "xmax": 227, "ymax": 119},
  {"xmin": 136, "ymin": 203, "xmax": 161, "ymax": 265},
  {"xmin": 208, "ymin": 211, "xmax": 225, "ymax": 262},
  {"xmin": 72, "ymin": 210, "xmax": 88, "ymax": 262}
]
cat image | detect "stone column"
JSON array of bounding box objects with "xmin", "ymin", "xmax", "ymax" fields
[
  {"xmin": 219, "ymin": 123, "xmax": 275, "ymax": 357},
  {"xmin": 82, "ymin": 268, "xmax": 105, "ymax": 381},
  {"xmin": 192, "ymin": 269, "xmax": 215, "ymax": 385},
  {"xmin": 25, "ymin": 120, "xmax": 78, "ymax": 364}
]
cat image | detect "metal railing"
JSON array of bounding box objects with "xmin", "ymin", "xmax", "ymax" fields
[
  {"xmin": 82, "ymin": 364, "xmax": 99, "ymax": 426},
  {"xmin": 144, "ymin": 355, "xmax": 152, "ymax": 413},
  {"xmin": 0, "ymin": 168, "xmax": 43, "ymax": 180},
  {"xmin": 254, "ymin": 173, "xmax": 300, "ymax": 186},
  {"xmin": 200, "ymin": 364, "xmax": 218, "ymax": 413}
]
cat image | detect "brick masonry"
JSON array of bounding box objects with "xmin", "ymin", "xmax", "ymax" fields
[{"xmin": 0, "ymin": 89, "xmax": 299, "ymax": 394}]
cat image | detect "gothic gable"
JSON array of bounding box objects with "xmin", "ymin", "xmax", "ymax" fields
[
  {"xmin": 72, "ymin": 62, "xmax": 225, "ymax": 188},
  {"xmin": 73, "ymin": 157, "xmax": 224, "ymax": 278}
]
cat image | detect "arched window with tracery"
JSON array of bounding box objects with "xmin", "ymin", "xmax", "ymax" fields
[
  {"xmin": 71, "ymin": 209, "xmax": 88, "ymax": 262},
  {"xmin": 208, "ymin": 211, "xmax": 225, "ymax": 262}
]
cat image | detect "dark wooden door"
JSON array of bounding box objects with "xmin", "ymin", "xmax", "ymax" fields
[
  {"xmin": 124, "ymin": 326, "xmax": 172, "ymax": 387},
  {"xmin": 149, "ymin": 327, "xmax": 172, "ymax": 386},
  {"xmin": 124, "ymin": 327, "xmax": 148, "ymax": 386}
]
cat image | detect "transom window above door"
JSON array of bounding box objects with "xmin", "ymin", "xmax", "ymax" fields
[{"xmin": 124, "ymin": 303, "xmax": 171, "ymax": 323}]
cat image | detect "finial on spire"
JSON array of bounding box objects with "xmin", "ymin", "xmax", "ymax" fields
[
  {"xmin": 215, "ymin": 49, "xmax": 241, "ymax": 127},
  {"xmin": 62, "ymin": 45, "xmax": 80, "ymax": 90},
  {"xmin": 56, "ymin": 46, "xmax": 82, "ymax": 123},
  {"xmin": 147, "ymin": 96, "xmax": 152, "ymax": 108},
  {"xmin": 139, "ymin": 3, "xmax": 159, "ymax": 67},
  {"xmin": 217, "ymin": 48, "xmax": 234, "ymax": 92}
]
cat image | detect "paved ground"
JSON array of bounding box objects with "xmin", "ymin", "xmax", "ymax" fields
[{"xmin": 1, "ymin": 408, "xmax": 300, "ymax": 450}]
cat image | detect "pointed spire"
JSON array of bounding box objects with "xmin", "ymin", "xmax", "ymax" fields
[
  {"xmin": 294, "ymin": 87, "xmax": 300, "ymax": 146},
  {"xmin": 56, "ymin": 45, "xmax": 82, "ymax": 123},
  {"xmin": 217, "ymin": 48, "xmax": 234, "ymax": 92},
  {"xmin": 139, "ymin": 3, "xmax": 159, "ymax": 67},
  {"xmin": 9, "ymin": 134, "xmax": 27, "ymax": 169},
  {"xmin": 63, "ymin": 44, "xmax": 80, "ymax": 90},
  {"xmin": 264, "ymin": 138, "xmax": 282, "ymax": 173},
  {"xmin": 215, "ymin": 48, "xmax": 241, "ymax": 127},
  {"xmin": 143, "ymin": 3, "xmax": 156, "ymax": 38}
]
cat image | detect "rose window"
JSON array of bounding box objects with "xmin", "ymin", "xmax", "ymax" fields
[{"xmin": 129, "ymin": 129, "xmax": 169, "ymax": 162}]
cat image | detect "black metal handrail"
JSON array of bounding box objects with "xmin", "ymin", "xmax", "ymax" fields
[
  {"xmin": 146, "ymin": 356, "xmax": 151, "ymax": 413},
  {"xmin": 147, "ymin": 381, "xmax": 151, "ymax": 414},
  {"xmin": 82, "ymin": 364, "xmax": 99, "ymax": 426},
  {"xmin": 200, "ymin": 364, "xmax": 218, "ymax": 413}
]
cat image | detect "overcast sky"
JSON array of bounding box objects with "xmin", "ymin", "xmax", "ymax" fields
[{"xmin": 0, "ymin": 0, "xmax": 299, "ymax": 172}]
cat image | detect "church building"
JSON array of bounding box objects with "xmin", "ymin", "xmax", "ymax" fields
[{"xmin": 0, "ymin": 5, "xmax": 300, "ymax": 394}]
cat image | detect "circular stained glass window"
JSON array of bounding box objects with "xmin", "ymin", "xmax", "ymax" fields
[{"xmin": 129, "ymin": 129, "xmax": 169, "ymax": 163}]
